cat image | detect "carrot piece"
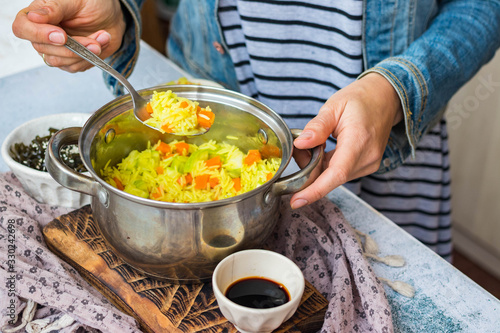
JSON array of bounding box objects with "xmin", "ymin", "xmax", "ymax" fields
[
  {"xmin": 185, "ymin": 173, "xmax": 193, "ymax": 184},
  {"xmin": 197, "ymin": 109, "xmax": 215, "ymax": 128},
  {"xmin": 260, "ymin": 144, "xmax": 281, "ymax": 158},
  {"xmin": 113, "ymin": 177, "xmax": 124, "ymax": 191},
  {"xmin": 146, "ymin": 102, "xmax": 154, "ymax": 114},
  {"xmin": 266, "ymin": 172, "xmax": 273, "ymax": 181},
  {"xmin": 151, "ymin": 187, "xmax": 162, "ymax": 199},
  {"xmin": 244, "ymin": 150, "xmax": 262, "ymax": 166},
  {"xmin": 209, "ymin": 177, "xmax": 219, "ymax": 188},
  {"xmin": 175, "ymin": 142, "xmax": 190, "ymax": 155},
  {"xmin": 178, "ymin": 174, "xmax": 193, "ymax": 187},
  {"xmin": 177, "ymin": 176, "xmax": 186, "ymax": 187},
  {"xmin": 156, "ymin": 166, "xmax": 164, "ymax": 175},
  {"xmin": 195, "ymin": 174, "xmax": 210, "ymax": 190},
  {"xmin": 232, "ymin": 177, "xmax": 241, "ymax": 192},
  {"xmin": 162, "ymin": 153, "xmax": 174, "ymax": 160},
  {"xmin": 206, "ymin": 156, "xmax": 221, "ymax": 169},
  {"xmin": 161, "ymin": 124, "xmax": 173, "ymax": 133},
  {"xmin": 155, "ymin": 142, "xmax": 171, "ymax": 154},
  {"xmin": 179, "ymin": 101, "xmax": 189, "ymax": 108}
]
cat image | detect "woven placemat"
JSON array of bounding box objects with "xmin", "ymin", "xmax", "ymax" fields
[{"xmin": 42, "ymin": 205, "xmax": 328, "ymax": 332}]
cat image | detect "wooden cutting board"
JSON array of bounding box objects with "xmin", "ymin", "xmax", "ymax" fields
[{"xmin": 43, "ymin": 205, "xmax": 328, "ymax": 333}]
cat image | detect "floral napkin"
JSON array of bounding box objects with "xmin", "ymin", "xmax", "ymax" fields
[
  {"xmin": 0, "ymin": 172, "xmax": 140, "ymax": 333},
  {"xmin": 266, "ymin": 195, "xmax": 393, "ymax": 332},
  {"xmin": 0, "ymin": 171, "xmax": 392, "ymax": 332}
]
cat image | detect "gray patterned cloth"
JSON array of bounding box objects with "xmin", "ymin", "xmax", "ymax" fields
[
  {"xmin": 267, "ymin": 196, "xmax": 393, "ymax": 332},
  {"xmin": 0, "ymin": 171, "xmax": 393, "ymax": 332},
  {"xmin": 0, "ymin": 172, "xmax": 140, "ymax": 333}
]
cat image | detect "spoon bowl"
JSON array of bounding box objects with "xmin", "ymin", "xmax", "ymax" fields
[{"xmin": 64, "ymin": 36, "xmax": 208, "ymax": 136}]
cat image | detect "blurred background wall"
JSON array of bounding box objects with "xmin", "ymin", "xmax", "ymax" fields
[
  {"xmin": 446, "ymin": 50, "xmax": 500, "ymax": 280},
  {"xmin": 0, "ymin": 0, "xmax": 45, "ymax": 77}
]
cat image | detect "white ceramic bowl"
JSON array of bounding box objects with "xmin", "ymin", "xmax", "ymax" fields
[
  {"xmin": 212, "ymin": 249, "xmax": 305, "ymax": 333},
  {"xmin": 1, "ymin": 113, "xmax": 92, "ymax": 208}
]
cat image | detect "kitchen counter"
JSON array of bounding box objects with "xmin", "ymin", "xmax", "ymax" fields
[{"xmin": 1, "ymin": 41, "xmax": 499, "ymax": 332}]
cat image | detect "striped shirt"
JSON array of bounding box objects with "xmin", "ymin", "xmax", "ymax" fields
[
  {"xmin": 218, "ymin": 0, "xmax": 363, "ymax": 149},
  {"xmin": 345, "ymin": 119, "xmax": 453, "ymax": 261},
  {"xmin": 218, "ymin": 0, "xmax": 452, "ymax": 261}
]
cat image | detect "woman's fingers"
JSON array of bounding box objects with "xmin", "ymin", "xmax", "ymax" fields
[
  {"xmin": 293, "ymin": 103, "xmax": 339, "ymax": 151},
  {"xmin": 290, "ymin": 123, "xmax": 386, "ymax": 209},
  {"xmin": 290, "ymin": 129, "xmax": 362, "ymax": 209},
  {"xmin": 14, "ymin": 3, "xmax": 77, "ymax": 71},
  {"xmin": 12, "ymin": 0, "xmax": 77, "ymax": 45},
  {"xmin": 13, "ymin": 11, "xmax": 65, "ymax": 46},
  {"xmin": 289, "ymin": 74, "xmax": 401, "ymax": 209},
  {"xmin": 12, "ymin": 0, "xmax": 117, "ymax": 73},
  {"xmin": 40, "ymin": 54, "xmax": 93, "ymax": 72},
  {"xmin": 32, "ymin": 32, "xmax": 108, "ymax": 57},
  {"xmin": 59, "ymin": 62, "xmax": 94, "ymax": 73},
  {"xmin": 33, "ymin": 32, "xmax": 112, "ymax": 71},
  {"xmin": 32, "ymin": 40, "xmax": 100, "ymax": 71},
  {"xmin": 26, "ymin": 0, "xmax": 80, "ymax": 25}
]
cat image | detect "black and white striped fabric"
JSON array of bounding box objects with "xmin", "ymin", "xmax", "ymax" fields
[
  {"xmin": 344, "ymin": 120, "xmax": 452, "ymax": 261},
  {"xmin": 218, "ymin": 0, "xmax": 452, "ymax": 261},
  {"xmin": 218, "ymin": 0, "xmax": 363, "ymax": 150}
]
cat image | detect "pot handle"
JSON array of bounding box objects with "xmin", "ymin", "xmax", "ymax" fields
[
  {"xmin": 268, "ymin": 129, "xmax": 324, "ymax": 199},
  {"xmin": 46, "ymin": 127, "xmax": 101, "ymax": 198}
]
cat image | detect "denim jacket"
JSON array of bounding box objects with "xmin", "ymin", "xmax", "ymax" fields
[{"xmin": 112, "ymin": 0, "xmax": 500, "ymax": 172}]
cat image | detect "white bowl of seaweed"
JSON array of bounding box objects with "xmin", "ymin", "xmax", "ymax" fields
[{"xmin": 1, "ymin": 113, "xmax": 91, "ymax": 208}]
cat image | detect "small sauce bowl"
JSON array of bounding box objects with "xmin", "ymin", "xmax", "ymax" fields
[{"xmin": 212, "ymin": 249, "xmax": 305, "ymax": 333}]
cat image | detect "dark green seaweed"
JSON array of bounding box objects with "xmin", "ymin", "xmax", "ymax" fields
[{"xmin": 10, "ymin": 128, "xmax": 87, "ymax": 173}]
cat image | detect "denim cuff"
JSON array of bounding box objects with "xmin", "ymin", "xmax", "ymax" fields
[
  {"xmin": 359, "ymin": 57, "xmax": 444, "ymax": 173},
  {"xmin": 103, "ymin": 0, "xmax": 143, "ymax": 96}
]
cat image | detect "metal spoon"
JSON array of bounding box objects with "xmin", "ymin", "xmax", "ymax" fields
[{"xmin": 64, "ymin": 36, "xmax": 209, "ymax": 136}]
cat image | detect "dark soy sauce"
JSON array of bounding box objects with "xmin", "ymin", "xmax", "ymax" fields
[{"xmin": 225, "ymin": 277, "xmax": 290, "ymax": 309}]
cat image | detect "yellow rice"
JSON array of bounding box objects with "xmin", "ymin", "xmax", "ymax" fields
[
  {"xmin": 144, "ymin": 90, "xmax": 212, "ymax": 134},
  {"xmin": 100, "ymin": 140, "xmax": 281, "ymax": 203}
]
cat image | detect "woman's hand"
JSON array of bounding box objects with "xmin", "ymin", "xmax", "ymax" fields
[
  {"xmin": 291, "ymin": 73, "xmax": 404, "ymax": 209},
  {"xmin": 12, "ymin": 0, "xmax": 126, "ymax": 73}
]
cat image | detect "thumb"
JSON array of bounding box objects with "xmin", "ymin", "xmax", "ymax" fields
[
  {"xmin": 18, "ymin": 0, "xmax": 81, "ymax": 45},
  {"xmin": 87, "ymin": 30, "xmax": 112, "ymax": 48},
  {"xmin": 290, "ymin": 129, "xmax": 359, "ymax": 209},
  {"xmin": 293, "ymin": 96, "xmax": 342, "ymax": 150}
]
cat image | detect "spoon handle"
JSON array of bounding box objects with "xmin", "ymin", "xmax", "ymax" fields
[{"xmin": 65, "ymin": 36, "xmax": 142, "ymax": 101}]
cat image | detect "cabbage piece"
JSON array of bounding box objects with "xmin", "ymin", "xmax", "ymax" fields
[
  {"xmin": 223, "ymin": 148, "xmax": 245, "ymax": 178},
  {"xmin": 170, "ymin": 155, "xmax": 189, "ymax": 173},
  {"xmin": 184, "ymin": 149, "xmax": 213, "ymax": 173}
]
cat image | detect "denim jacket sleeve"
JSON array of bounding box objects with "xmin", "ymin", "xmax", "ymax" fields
[
  {"xmin": 103, "ymin": 0, "xmax": 145, "ymax": 96},
  {"xmin": 360, "ymin": 0, "xmax": 500, "ymax": 172}
]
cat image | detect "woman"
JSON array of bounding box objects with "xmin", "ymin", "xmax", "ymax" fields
[{"xmin": 12, "ymin": 0, "xmax": 500, "ymax": 260}]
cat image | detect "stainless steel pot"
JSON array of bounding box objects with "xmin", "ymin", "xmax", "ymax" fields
[{"xmin": 46, "ymin": 85, "xmax": 322, "ymax": 283}]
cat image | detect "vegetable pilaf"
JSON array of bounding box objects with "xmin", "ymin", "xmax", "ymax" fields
[{"xmin": 101, "ymin": 140, "xmax": 281, "ymax": 203}]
